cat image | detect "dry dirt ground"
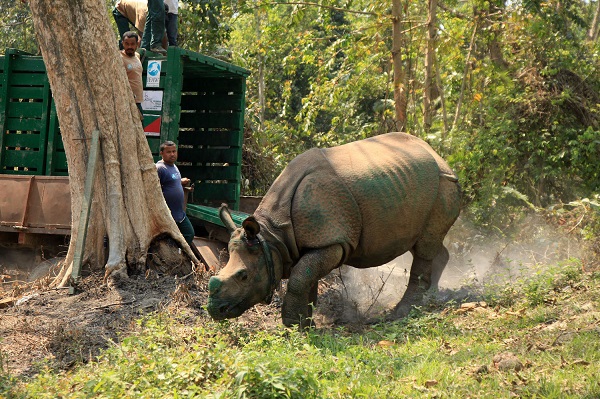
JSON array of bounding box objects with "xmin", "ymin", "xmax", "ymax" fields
[
  {"xmin": 0, "ymin": 213, "xmax": 593, "ymax": 377},
  {"xmin": 0, "ymin": 255, "xmax": 360, "ymax": 377}
]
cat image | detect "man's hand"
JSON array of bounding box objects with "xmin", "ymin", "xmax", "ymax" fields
[{"xmin": 181, "ymin": 177, "xmax": 191, "ymax": 187}]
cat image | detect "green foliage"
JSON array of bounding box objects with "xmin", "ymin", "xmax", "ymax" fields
[
  {"xmin": 223, "ymin": 0, "xmax": 600, "ymax": 212},
  {"xmin": 228, "ymin": 1, "xmax": 394, "ymax": 172},
  {"xmin": 178, "ymin": 0, "xmax": 231, "ymax": 54},
  {"xmin": 482, "ymin": 259, "xmax": 584, "ymax": 308},
  {"xmin": 446, "ymin": 1, "xmax": 600, "ymax": 217},
  {"xmin": 0, "ymin": 2, "xmax": 36, "ymax": 54},
  {"xmin": 222, "ymin": 365, "xmax": 318, "ymax": 399}
]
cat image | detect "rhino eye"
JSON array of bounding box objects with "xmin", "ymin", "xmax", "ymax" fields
[{"xmin": 236, "ymin": 269, "xmax": 248, "ymax": 281}]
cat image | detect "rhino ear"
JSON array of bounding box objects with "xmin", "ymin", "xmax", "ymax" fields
[
  {"xmin": 242, "ymin": 216, "xmax": 260, "ymax": 240},
  {"xmin": 219, "ymin": 203, "xmax": 238, "ymax": 233}
]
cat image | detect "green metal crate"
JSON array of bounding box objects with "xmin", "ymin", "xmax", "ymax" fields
[
  {"xmin": 0, "ymin": 49, "xmax": 53, "ymax": 175},
  {"xmin": 0, "ymin": 47, "xmax": 250, "ymax": 210}
]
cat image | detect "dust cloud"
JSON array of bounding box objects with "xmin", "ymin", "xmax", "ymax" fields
[
  {"xmin": 329, "ymin": 214, "xmax": 582, "ymax": 322},
  {"xmin": 0, "ymin": 242, "xmax": 67, "ymax": 286}
]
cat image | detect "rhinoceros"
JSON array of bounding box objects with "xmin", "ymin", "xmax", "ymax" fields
[{"xmin": 207, "ymin": 132, "xmax": 461, "ymax": 327}]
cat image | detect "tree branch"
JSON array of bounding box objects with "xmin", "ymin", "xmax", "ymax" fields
[{"xmin": 263, "ymin": 2, "xmax": 378, "ymax": 16}]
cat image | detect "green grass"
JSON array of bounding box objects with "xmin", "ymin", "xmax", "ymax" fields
[{"xmin": 2, "ymin": 259, "xmax": 599, "ymax": 398}]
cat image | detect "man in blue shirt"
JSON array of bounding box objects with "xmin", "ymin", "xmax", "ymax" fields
[{"xmin": 156, "ymin": 141, "xmax": 195, "ymax": 247}]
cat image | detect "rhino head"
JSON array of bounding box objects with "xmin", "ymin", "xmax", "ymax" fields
[{"xmin": 207, "ymin": 205, "xmax": 279, "ymax": 321}]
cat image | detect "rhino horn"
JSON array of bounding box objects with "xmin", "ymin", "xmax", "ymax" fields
[
  {"xmin": 219, "ymin": 203, "xmax": 238, "ymax": 233},
  {"xmin": 242, "ymin": 216, "xmax": 260, "ymax": 240}
]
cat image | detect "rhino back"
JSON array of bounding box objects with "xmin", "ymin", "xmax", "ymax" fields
[
  {"xmin": 299, "ymin": 133, "xmax": 441, "ymax": 266},
  {"xmin": 256, "ymin": 133, "xmax": 449, "ymax": 268}
]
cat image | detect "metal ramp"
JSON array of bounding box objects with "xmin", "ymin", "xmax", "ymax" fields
[{"xmin": 0, "ymin": 175, "xmax": 70, "ymax": 235}]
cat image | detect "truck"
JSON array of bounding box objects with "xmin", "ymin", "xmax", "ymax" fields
[{"xmin": 0, "ymin": 46, "xmax": 255, "ymax": 273}]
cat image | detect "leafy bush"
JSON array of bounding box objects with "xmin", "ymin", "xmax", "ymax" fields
[{"xmin": 482, "ymin": 259, "xmax": 583, "ymax": 308}]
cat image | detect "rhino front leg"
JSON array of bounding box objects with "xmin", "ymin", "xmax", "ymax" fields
[
  {"xmin": 282, "ymin": 245, "xmax": 344, "ymax": 328},
  {"xmin": 393, "ymin": 255, "xmax": 433, "ymax": 318}
]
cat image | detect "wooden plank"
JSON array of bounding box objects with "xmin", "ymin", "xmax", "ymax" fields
[
  {"xmin": 7, "ymin": 86, "xmax": 46, "ymax": 99},
  {"xmin": 192, "ymin": 237, "xmax": 227, "ymax": 272},
  {"xmin": 4, "ymin": 133, "xmax": 43, "ymax": 148},
  {"xmin": 179, "ymin": 48, "xmax": 250, "ymax": 77},
  {"xmin": 9, "ymin": 72, "xmax": 47, "ymax": 86},
  {"xmin": 38, "ymin": 71, "xmax": 51, "ymax": 174},
  {"xmin": 7, "ymin": 57, "xmax": 47, "ymax": 72},
  {"xmin": 192, "ymin": 182, "xmax": 239, "ymax": 200},
  {"xmin": 51, "ymin": 151, "xmax": 68, "ymax": 175},
  {"xmin": 70, "ymin": 129, "xmax": 100, "ymax": 294},
  {"xmin": 5, "ymin": 117, "xmax": 45, "ymax": 131},
  {"xmin": 0, "ymin": 53, "xmax": 12, "ymax": 170},
  {"xmin": 22, "ymin": 176, "xmax": 71, "ymax": 229},
  {"xmin": 7, "ymin": 101, "xmax": 45, "ymax": 118},
  {"xmin": 45, "ymin": 101, "xmax": 58, "ymax": 175},
  {"xmin": 160, "ymin": 49, "xmax": 183, "ymax": 143},
  {"xmin": 177, "ymin": 147, "xmax": 240, "ymax": 164},
  {"xmin": 0, "ymin": 168, "xmax": 38, "ymax": 175},
  {"xmin": 19, "ymin": 176, "xmax": 35, "ymax": 228},
  {"xmin": 231, "ymin": 78, "xmax": 247, "ymax": 210},
  {"xmin": 147, "ymin": 136, "xmax": 161, "ymax": 155},
  {"xmin": 3, "ymin": 149, "xmax": 43, "ymax": 167}
]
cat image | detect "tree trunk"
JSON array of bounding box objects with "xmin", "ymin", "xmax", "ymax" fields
[
  {"xmin": 423, "ymin": 0, "xmax": 437, "ymax": 132},
  {"xmin": 28, "ymin": 0, "xmax": 198, "ymax": 287},
  {"xmin": 486, "ymin": 1, "xmax": 508, "ymax": 69},
  {"xmin": 391, "ymin": 0, "xmax": 407, "ymax": 131},
  {"xmin": 588, "ymin": 0, "xmax": 600, "ymax": 42},
  {"xmin": 434, "ymin": 50, "xmax": 449, "ymax": 137},
  {"xmin": 255, "ymin": 8, "xmax": 266, "ymax": 133},
  {"xmin": 452, "ymin": 20, "xmax": 478, "ymax": 132}
]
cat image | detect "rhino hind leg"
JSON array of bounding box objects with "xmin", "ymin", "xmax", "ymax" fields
[
  {"xmin": 392, "ymin": 234, "xmax": 451, "ymax": 319},
  {"xmin": 392, "ymin": 177, "xmax": 460, "ymax": 318},
  {"xmin": 282, "ymin": 245, "xmax": 344, "ymax": 328}
]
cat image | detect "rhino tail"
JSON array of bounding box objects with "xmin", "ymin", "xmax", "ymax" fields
[{"xmin": 440, "ymin": 171, "xmax": 459, "ymax": 182}]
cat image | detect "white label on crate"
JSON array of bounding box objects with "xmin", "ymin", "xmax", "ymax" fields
[
  {"xmin": 142, "ymin": 90, "xmax": 163, "ymax": 111},
  {"xmin": 146, "ymin": 60, "xmax": 162, "ymax": 87}
]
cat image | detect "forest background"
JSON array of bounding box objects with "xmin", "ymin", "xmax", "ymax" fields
[
  {"xmin": 2, "ymin": 0, "xmax": 600, "ymax": 236},
  {"xmin": 2, "ymin": 3, "xmax": 600, "ymax": 396}
]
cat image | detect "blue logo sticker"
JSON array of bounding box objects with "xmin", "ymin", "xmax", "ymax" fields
[{"xmin": 148, "ymin": 61, "xmax": 161, "ymax": 77}]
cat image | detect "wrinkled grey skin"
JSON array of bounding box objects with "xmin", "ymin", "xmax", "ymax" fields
[{"xmin": 207, "ymin": 133, "xmax": 461, "ymax": 328}]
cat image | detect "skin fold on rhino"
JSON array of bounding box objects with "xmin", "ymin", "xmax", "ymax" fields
[{"xmin": 207, "ymin": 132, "xmax": 461, "ymax": 328}]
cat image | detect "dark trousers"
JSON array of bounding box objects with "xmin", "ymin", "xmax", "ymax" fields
[
  {"xmin": 142, "ymin": 0, "xmax": 166, "ymax": 50},
  {"xmin": 176, "ymin": 215, "xmax": 195, "ymax": 247},
  {"xmin": 113, "ymin": 8, "xmax": 132, "ymax": 49},
  {"xmin": 166, "ymin": 13, "xmax": 178, "ymax": 46}
]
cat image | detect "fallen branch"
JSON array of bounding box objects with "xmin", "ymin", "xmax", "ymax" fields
[{"xmin": 92, "ymin": 299, "xmax": 135, "ymax": 310}]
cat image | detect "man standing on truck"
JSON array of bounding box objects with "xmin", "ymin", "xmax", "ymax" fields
[
  {"xmin": 164, "ymin": 0, "xmax": 179, "ymax": 46},
  {"xmin": 156, "ymin": 141, "xmax": 195, "ymax": 247},
  {"xmin": 120, "ymin": 31, "xmax": 144, "ymax": 123},
  {"xmin": 113, "ymin": 0, "xmax": 168, "ymax": 55},
  {"xmin": 113, "ymin": 0, "xmax": 147, "ymax": 49},
  {"xmin": 142, "ymin": 0, "xmax": 168, "ymax": 55}
]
